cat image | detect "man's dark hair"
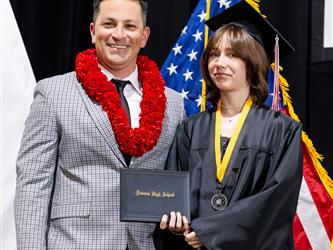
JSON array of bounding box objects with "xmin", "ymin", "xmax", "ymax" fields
[{"xmin": 93, "ymin": 0, "xmax": 148, "ymax": 25}]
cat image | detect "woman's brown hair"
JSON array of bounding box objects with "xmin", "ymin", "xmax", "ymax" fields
[{"xmin": 201, "ymin": 24, "xmax": 270, "ymax": 107}]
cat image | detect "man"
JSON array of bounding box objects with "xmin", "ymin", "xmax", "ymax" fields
[{"xmin": 14, "ymin": 0, "xmax": 185, "ymax": 249}]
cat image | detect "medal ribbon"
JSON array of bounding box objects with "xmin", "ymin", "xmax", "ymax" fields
[{"xmin": 215, "ymin": 99, "xmax": 253, "ymax": 182}]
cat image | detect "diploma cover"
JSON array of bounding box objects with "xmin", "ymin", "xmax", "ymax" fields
[{"xmin": 120, "ymin": 168, "xmax": 190, "ymax": 223}]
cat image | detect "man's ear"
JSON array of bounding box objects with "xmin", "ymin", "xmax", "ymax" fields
[
  {"xmin": 90, "ymin": 23, "xmax": 96, "ymax": 44},
  {"xmin": 140, "ymin": 26, "xmax": 150, "ymax": 48}
]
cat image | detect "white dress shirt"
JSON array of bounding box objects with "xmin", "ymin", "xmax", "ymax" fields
[{"xmin": 99, "ymin": 65, "xmax": 142, "ymax": 128}]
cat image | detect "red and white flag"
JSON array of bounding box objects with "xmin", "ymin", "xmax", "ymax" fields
[{"xmin": 277, "ymin": 74, "xmax": 333, "ymax": 250}]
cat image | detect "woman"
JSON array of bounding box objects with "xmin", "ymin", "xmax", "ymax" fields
[{"xmin": 159, "ymin": 1, "xmax": 302, "ymax": 249}]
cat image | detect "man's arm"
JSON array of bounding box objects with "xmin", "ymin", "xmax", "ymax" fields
[{"xmin": 15, "ymin": 80, "xmax": 59, "ymax": 250}]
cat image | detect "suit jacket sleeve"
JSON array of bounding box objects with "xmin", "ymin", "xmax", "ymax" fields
[
  {"xmin": 191, "ymin": 122, "xmax": 303, "ymax": 250},
  {"xmin": 15, "ymin": 80, "xmax": 59, "ymax": 249}
]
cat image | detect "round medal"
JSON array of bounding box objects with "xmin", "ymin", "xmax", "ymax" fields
[{"xmin": 211, "ymin": 193, "xmax": 228, "ymax": 211}]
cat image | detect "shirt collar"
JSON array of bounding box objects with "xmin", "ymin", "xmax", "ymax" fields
[{"xmin": 99, "ymin": 64, "xmax": 142, "ymax": 95}]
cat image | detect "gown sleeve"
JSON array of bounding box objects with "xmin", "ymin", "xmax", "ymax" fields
[
  {"xmin": 191, "ymin": 121, "xmax": 303, "ymax": 250},
  {"xmin": 165, "ymin": 121, "xmax": 191, "ymax": 172}
]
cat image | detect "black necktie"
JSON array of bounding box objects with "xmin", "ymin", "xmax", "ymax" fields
[
  {"xmin": 112, "ymin": 79, "xmax": 131, "ymax": 124},
  {"xmin": 112, "ymin": 78, "xmax": 132, "ymax": 166}
]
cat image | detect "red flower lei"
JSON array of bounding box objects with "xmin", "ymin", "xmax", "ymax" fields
[{"xmin": 75, "ymin": 48, "xmax": 166, "ymax": 156}]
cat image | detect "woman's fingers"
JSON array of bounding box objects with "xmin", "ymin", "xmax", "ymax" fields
[
  {"xmin": 175, "ymin": 212, "xmax": 182, "ymax": 229},
  {"xmin": 159, "ymin": 214, "xmax": 168, "ymax": 229},
  {"xmin": 168, "ymin": 211, "xmax": 177, "ymax": 230},
  {"xmin": 160, "ymin": 212, "xmax": 190, "ymax": 234},
  {"xmin": 182, "ymin": 215, "xmax": 189, "ymax": 231},
  {"xmin": 184, "ymin": 231, "xmax": 204, "ymax": 248}
]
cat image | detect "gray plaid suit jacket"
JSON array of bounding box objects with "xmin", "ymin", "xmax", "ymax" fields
[{"xmin": 15, "ymin": 71, "xmax": 185, "ymax": 250}]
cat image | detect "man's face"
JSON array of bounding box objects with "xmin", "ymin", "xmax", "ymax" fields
[{"xmin": 90, "ymin": 0, "xmax": 150, "ymax": 77}]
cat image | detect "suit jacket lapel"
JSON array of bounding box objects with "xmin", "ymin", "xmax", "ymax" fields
[{"xmin": 74, "ymin": 79, "xmax": 128, "ymax": 167}]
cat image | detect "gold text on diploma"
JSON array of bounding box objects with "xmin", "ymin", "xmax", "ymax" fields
[{"xmin": 135, "ymin": 190, "xmax": 175, "ymax": 198}]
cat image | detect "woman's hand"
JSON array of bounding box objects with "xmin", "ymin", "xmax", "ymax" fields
[
  {"xmin": 160, "ymin": 211, "xmax": 189, "ymax": 234},
  {"xmin": 160, "ymin": 213, "xmax": 204, "ymax": 248},
  {"xmin": 184, "ymin": 230, "xmax": 204, "ymax": 249}
]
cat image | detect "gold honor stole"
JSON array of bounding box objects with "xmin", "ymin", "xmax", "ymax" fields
[{"xmin": 215, "ymin": 99, "xmax": 253, "ymax": 182}]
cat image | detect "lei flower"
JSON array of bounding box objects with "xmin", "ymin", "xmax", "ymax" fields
[{"xmin": 75, "ymin": 48, "xmax": 166, "ymax": 156}]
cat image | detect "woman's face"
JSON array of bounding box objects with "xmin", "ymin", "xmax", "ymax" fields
[{"xmin": 208, "ymin": 34, "xmax": 249, "ymax": 95}]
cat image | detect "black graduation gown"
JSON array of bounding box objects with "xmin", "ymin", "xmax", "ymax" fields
[{"xmin": 158, "ymin": 105, "xmax": 303, "ymax": 250}]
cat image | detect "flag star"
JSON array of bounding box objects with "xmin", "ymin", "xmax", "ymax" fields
[
  {"xmin": 197, "ymin": 10, "xmax": 206, "ymax": 22},
  {"xmin": 218, "ymin": 0, "xmax": 232, "ymax": 9},
  {"xmin": 192, "ymin": 30, "xmax": 203, "ymax": 42},
  {"xmin": 181, "ymin": 89, "xmax": 190, "ymax": 100},
  {"xmin": 172, "ymin": 43, "xmax": 183, "ymax": 56},
  {"xmin": 196, "ymin": 95, "xmax": 203, "ymax": 107},
  {"xmin": 187, "ymin": 49, "xmax": 198, "ymax": 61},
  {"xmin": 270, "ymin": 91, "xmax": 281, "ymax": 97},
  {"xmin": 181, "ymin": 26, "xmax": 188, "ymax": 35},
  {"xmin": 183, "ymin": 69, "xmax": 194, "ymax": 81},
  {"xmin": 166, "ymin": 63, "xmax": 178, "ymax": 75}
]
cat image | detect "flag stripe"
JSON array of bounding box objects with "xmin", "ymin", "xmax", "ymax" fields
[
  {"xmin": 293, "ymin": 213, "xmax": 313, "ymax": 250},
  {"xmin": 297, "ymin": 175, "xmax": 332, "ymax": 250},
  {"xmin": 302, "ymin": 144, "xmax": 333, "ymax": 242}
]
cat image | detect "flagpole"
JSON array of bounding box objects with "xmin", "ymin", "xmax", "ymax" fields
[{"xmin": 200, "ymin": 0, "xmax": 211, "ymax": 112}]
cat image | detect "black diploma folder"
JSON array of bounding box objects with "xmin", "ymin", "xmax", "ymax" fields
[{"xmin": 120, "ymin": 168, "xmax": 190, "ymax": 223}]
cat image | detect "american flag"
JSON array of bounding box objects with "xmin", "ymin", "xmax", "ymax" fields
[
  {"xmin": 161, "ymin": 0, "xmax": 237, "ymax": 116},
  {"xmin": 161, "ymin": 0, "xmax": 333, "ymax": 249}
]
